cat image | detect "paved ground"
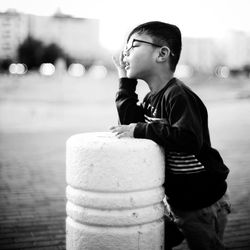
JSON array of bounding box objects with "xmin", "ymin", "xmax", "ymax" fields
[{"xmin": 0, "ymin": 74, "xmax": 250, "ymax": 249}]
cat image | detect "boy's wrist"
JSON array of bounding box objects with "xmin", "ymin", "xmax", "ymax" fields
[
  {"xmin": 134, "ymin": 123, "xmax": 147, "ymax": 138},
  {"xmin": 118, "ymin": 69, "xmax": 127, "ymax": 78},
  {"xmin": 119, "ymin": 78, "xmax": 137, "ymax": 92}
]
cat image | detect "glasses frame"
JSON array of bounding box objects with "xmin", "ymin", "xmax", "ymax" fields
[{"xmin": 123, "ymin": 38, "xmax": 175, "ymax": 57}]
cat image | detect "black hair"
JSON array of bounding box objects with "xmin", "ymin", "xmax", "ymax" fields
[{"xmin": 127, "ymin": 21, "xmax": 182, "ymax": 72}]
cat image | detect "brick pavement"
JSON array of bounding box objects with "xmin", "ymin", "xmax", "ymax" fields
[
  {"xmin": 0, "ymin": 131, "xmax": 69, "ymax": 250},
  {"xmin": 0, "ymin": 100, "xmax": 250, "ymax": 250}
]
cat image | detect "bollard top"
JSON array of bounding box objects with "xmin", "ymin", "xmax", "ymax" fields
[
  {"xmin": 66, "ymin": 132, "xmax": 159, "ymax": 148},
  {"xmin": 66, "ymin": 132, "xmax": 165, "ymax": 192}
]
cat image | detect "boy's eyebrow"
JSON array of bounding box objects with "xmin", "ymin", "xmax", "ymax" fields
[{"xmin": 132, "ymin": 39, "xmax": 162, "ymax": 48}]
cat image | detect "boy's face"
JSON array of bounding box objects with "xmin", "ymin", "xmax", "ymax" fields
[{"xmin": 123, "ymin": 33, "xmax": 159, "ymax": 80}]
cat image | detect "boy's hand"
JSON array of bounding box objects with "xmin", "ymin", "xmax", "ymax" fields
[
  {"xmin": 110, "ymin": 123, "xmax": 136, "ymax": 138},
  {"xmin": 112, "ymin": 52, "xmax": 127, "ymax": 78}
]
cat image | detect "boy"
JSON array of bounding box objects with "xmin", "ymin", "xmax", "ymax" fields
[{"xmin": 111, "ymin": 21, "xmax": 230, "ymax": 250}]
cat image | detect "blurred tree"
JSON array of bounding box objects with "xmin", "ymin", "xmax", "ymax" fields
[
  {"xmin": 17, "ymin": 36, "xmax": 69, "ymax": 71},
  {"xmin": 41, "ymin": 43, "xmax": 65, "ymax": 64},
  {"xmin": 65, "ymin": 56, "xmax": 74, "ymax": 68},
  {"xmin": 243, "ymin": 65, "xmax": 250, "ymax": 77},
  {"xmin": 0, "ymin": 58, "xmax": 13, "ymax": 72},
  {"xmin": 17, "ymin": 36, "xmax": 44, "ymax": 70}
]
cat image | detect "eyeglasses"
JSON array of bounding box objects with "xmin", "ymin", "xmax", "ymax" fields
[{"xmin": 123, "ymin": 38, "xmax": 175, "ymax": 56}]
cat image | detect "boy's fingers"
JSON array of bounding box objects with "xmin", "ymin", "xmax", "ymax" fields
[
  {"xmin": 116, "ymin": 133, "xmax": 123, "ymax": 138},
  {"xmin": 110, "ymin": 125, "xmax": 121, "ymax": 132},
  {"xmin": 112, "ymin": 54, "xmax": 126, "ymax": 70},
  {"xmin": 119, "ymin": 51, "xmax": 124, "ymax": 64},
  {"xmin": 112, "ymin": 56, "xmax": 119, "ymax": 67},
  {"xmin": 120, "ymin": 52, "xmax": 126, "ymax": 67},
  {"xmin": 110, "ymin": 125, "xmax": 119, "ymax": 129}
]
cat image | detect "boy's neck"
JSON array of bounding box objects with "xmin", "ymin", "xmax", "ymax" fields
[{"xmin": 147, "ymin": 72, "xmax": 174, "ymax": 94}]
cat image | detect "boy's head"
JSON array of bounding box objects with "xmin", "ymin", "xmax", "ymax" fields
[{"xmin": 124, "ymin": 21, "xmax": 182, "ymax": 76}]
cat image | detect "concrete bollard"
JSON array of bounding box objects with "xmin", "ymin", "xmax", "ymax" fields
[{"xmin": 66, "ymin": 132, "xmax": 165, "ymax": 250}]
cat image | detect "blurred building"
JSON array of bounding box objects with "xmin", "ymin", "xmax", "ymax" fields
[
  {"xmin": 0, "ymin": 9, "xmax": 103, "ymax": 62},
  {"xmin": 28, "ymin": 11, "xmax": 102, "ymax": 61},
  {"xmin": 180, "ymin": 32, "xmax": 250, "ymax": 73},
  {"xmin": 0, "ymin": 10, "xmax": 28, "ymax": 59},
  {"xmin": 223, "ymin": 31, "xmax": 250, "ymax": 68},
  {"xmin": 180, "ymin": 37, "xmax": 221, "ymax": 73},
  {"xmin": 1, "ymin": 9, "xmax": 250, "ymax": 73}
]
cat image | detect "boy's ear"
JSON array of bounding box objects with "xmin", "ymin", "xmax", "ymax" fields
[{"xmin": 156, "ymin": 46, "xmax": 171, "ymax": 62}]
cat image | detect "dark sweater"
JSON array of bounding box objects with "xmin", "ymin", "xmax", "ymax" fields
[{"xmin": 116, "ymin": 77, "xmax": 229, "ymax": 210}]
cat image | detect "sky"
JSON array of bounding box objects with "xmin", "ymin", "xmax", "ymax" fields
[{"xmin": 1, "ymin": 0, "xmax": 250, "ymax": 51}]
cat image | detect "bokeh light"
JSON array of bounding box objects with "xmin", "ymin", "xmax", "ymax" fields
[
  {"xmin": 215, "ymin": 66, "xmax": 230, "ymax": 78},
  {"xmin": 88, "ymin": 64, "xmax": 108, "ymax": 79},
  {"xmin": 39, "ymin": 63, "xmax": 55, "ymax": 76},
  {"xmin": 68, "ymin": 63, "xmax": 85, "ymax": 77},
  {"xmin": 9, "ymin": 63, "xmax": 27, "ymax": 75}
]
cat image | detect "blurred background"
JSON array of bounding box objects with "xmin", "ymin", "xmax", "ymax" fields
[
  {"xmin": 0, "ymin": 0, "xmax": 250, "ymax": 132},
  {"xmin": 0, "ymin": 0, "xmax": 250, "ymax": 249}
]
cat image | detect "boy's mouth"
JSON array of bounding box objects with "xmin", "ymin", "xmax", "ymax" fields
[{"xmin": 125, "ymin": 63, "xmax": 130, "ymax": 70}]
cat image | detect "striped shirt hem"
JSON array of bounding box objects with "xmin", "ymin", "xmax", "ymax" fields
[{"xmin": 167, "ymin": 151, "xmax": 205, "ymax": 174}]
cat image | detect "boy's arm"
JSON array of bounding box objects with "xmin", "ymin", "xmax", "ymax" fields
[
  {"xmin": 115, "ymin": 78, "xmax": 145, "ymax": 124},
  {"xmin": 134, "ymin": 93, "xmax": 203, "ymax": 154}
]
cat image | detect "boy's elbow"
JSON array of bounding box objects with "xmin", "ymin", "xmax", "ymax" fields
[
  {"xmin": 189, "ymin": 134, "xmax": 203, "ymax": 154},
  {"xmin": 181, "ymin": 131, "xmax": 203, "ymax": 154}
]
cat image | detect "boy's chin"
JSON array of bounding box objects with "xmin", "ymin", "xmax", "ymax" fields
[{"xmin": 126, "ymin": 70, "xmax": 137, "ymax": 79}]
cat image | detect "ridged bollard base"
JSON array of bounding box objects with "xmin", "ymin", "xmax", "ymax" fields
[
  {"xmin": 66, "ymin": 217, "xmax": 164, "ymax": 250},
  {"xmin": 66, "ymin": 132, "xmax": 165, "ymax": 250}
]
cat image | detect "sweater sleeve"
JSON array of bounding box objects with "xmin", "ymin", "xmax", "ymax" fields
[
  {"xmin": 115, "ymin": 78, "xmax": 145, "ymax": 124},
  {"xmin": 134, "ymin": 92, "xmax": 204, "ymax": 154}
]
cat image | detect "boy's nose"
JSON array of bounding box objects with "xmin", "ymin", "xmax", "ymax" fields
[
  {"xmin": 122, "ymin": 54, "xmax": 128, "ymax": 64},
  {"xmin": 122, "ymin": 50, "xmax": 129, "ymax": 58}
]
